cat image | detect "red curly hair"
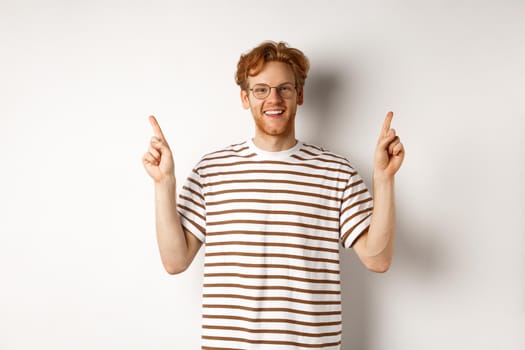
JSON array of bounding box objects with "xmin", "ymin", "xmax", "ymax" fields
[{"xmin": 235, "ymin": 41, "xmax": 310, "ymax": 91}]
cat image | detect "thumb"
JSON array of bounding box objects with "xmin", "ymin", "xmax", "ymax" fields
[{"xmin": 150, "ymin": 135, "xmax": 172, "ymax": 155}]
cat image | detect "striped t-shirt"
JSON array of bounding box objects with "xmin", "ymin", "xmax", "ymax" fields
[{"xmin": 177, "ymin": 139, "xmax": 373, "ymax": 350}]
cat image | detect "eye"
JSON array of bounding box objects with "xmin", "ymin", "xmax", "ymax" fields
[
  {"xmin": 253, "ymin": 85, "xmax": 269, "ymax": 94},
  {"xmin": 278, "ymin": 85, "xmax": 292, "ymax": 92}
]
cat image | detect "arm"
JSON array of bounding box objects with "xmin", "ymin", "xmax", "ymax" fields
[
  {"xmin": 353, "ymin": 177, "xmax": 395, "ymax": 272},
  {"xmin": 154, "ymin": 177, "xmax": 202, "ymax": 274},
  {"xmin": 353, "ymin": 111, "xmax": 405, "ymax": 273},
  {"xmin": 143, "ymin": 115, "xmax": 202, "ymax": 274}
]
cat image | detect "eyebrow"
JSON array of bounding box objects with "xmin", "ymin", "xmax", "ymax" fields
[{"xmin": 252, "ymin": 81, "xmax": 295, "ymax": 86}]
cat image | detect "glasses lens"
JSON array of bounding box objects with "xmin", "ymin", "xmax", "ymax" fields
[
  {"xmin": 252, "ymin": 84, "xmax": 270, "ymax": 99},
  {"xmin": 278, "ymin": 83, "xmax": 295, "ymax": 99}
]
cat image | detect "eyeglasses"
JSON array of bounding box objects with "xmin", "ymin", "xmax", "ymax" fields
[{"xmin": 248, "ymin": 82, "xmax": 297, "ymax": 100}]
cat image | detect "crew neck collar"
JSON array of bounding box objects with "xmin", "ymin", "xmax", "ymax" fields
[{"xmin": 247, "ymin": 138, "xmax": 302, "ymax": 160}]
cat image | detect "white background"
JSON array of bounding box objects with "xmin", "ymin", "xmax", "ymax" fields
[{"xmin": 1, "ymin": 0, "xmax": 524, "ymax": 349}]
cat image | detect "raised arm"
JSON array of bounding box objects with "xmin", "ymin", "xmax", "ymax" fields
[
  {"xmin": 143, "ymin": 115, "xmax": 202, "ymax": 274},
  {"xmin": 353, "ymin": 111, "xmax": 405, "ymax": 272}
]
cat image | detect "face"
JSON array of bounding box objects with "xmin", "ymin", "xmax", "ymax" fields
[{"xmin": 241, "ymin": 61, "xmax": 304, "ymax": 141}]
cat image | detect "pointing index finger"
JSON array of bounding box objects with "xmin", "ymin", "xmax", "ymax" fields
[
  {"xmin": 382, "ymin": 111, "xmax": 394, "ymax": 137},
  {"xmin": 149, "ymin": 115, "xmax": 166, "ymax": 141}
]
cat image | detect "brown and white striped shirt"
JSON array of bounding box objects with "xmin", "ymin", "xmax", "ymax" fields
[{"xmin": 178, "ymin": 139, "xmax": 373, "ymax": 350}]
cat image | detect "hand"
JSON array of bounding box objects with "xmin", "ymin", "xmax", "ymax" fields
[
  {"xmin": 374, "ymin": 111, "xmax": 405, "ymax": 180},
  {"xmin": 142, "ymin": 115, "xmax": 175, "ymax": 183}
]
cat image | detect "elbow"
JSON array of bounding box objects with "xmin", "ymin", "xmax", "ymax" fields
[
  {"xmin": 165, "ymin": 266, "xmax": 186, "ymax": 275},
  {"xmin": 163, "ymin": 259, "xmax": 189, "ymax": 275},
  {"xmin": 365, "ymin": 257, "xmax": 392, "ymax": 273}
]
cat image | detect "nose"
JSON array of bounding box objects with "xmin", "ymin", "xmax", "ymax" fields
[{"xmin": 266, "ymin": 87, "xmax": 284, "ymax": 102}]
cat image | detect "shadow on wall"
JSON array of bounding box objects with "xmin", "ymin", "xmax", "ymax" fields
[
  {"xmin": 305, "ymin": 64, "xmax": 444, "ymax": 348},
  {"xmin": 302, "ymin": 68, "xmax": 344, "ymax": 145},
  {"xmin": 339, "ymin": 210, "xmax": 444, "ymax": 349},
  {"xmin": 340, "ymin": 250, "xmax": 372, "ymax": 349},
  {"xmin": 341, "ymin": 204, "xmax": 447, "ymax": 350}
]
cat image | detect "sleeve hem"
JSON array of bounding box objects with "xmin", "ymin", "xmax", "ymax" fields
[
  {"xmin": 186, "ymin": 228, "xmax": 205, "ymax": 243},
  {"xmin": 180, "ymin": 215, "xmax": 206, "ymax": 243},
  {"xmin": 342, "ymin": 214, "xmax": 372, "ymax": 249}
]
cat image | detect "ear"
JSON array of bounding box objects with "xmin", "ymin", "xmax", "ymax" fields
[
  {"xmin": 296, "ymin": 87, "xmax": 304, "ymax": 106},
  {"xmin": 241, "ymin": 89, "xmax": 251, "ymax": 109}
]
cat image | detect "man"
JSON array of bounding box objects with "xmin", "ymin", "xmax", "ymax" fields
[{"xmin": 143, "ymin": 41, "xmax": 404, "ymax": 349}]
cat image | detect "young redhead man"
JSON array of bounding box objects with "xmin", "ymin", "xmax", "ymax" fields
[{"xmin": 143, "ymin": 41, "xmax": 405, "ymax": 350}]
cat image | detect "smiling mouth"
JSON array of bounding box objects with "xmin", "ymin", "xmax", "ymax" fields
[{"xmin": 264, "ymin": 110, "xmax": 284, "ymax": 117}]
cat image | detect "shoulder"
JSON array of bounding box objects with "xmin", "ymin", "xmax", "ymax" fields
[
  {"xmin": 193, "ymin": 141, "xmax": 255, "ymax": 171},
  {"xmin": 297, "ymin": 141, "xmax": 356, "ymax": 171},
  {"xmin": 201, "ymin": 141, "xmax": 251, "ymax": 160}
]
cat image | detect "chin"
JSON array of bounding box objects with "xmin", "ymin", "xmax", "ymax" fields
[{"xmin": 262, "ymin": 126, "xmax": 293, "ymax": 137}]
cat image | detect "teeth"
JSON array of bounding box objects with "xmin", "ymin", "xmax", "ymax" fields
[{"xmin": 265, "ymin": 110, "xmax": 283, "ymax": 115}]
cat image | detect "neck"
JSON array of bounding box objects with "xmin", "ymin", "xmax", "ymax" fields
[{"xmin": 252, "ymin": 132, "xmax": 297, "ymax": 152}]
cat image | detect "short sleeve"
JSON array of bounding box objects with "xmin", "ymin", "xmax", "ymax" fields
[
  {"xmin": 340, "ymin": 170, "xmax": 374, "ymax": 248},
  {"xmin": 177, "ymin": 168, "xmax": 206, "ymax": 243}
]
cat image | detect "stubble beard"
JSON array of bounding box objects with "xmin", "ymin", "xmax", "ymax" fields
[{"xmin": 254, "ymin": 111, "xmax": 296, "ymax": 138}]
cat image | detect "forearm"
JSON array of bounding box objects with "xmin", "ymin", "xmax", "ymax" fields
[
  {"xmin": 353, "ymin": 110, "xmax": 403, "ymax": 272},
  {"xmin": 154, "ymin": 176, "xmax": 190, "ymax": 272},
  {"xmin": 366, "ymin": 176, "xmax": 396, "ymax": 260}
]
